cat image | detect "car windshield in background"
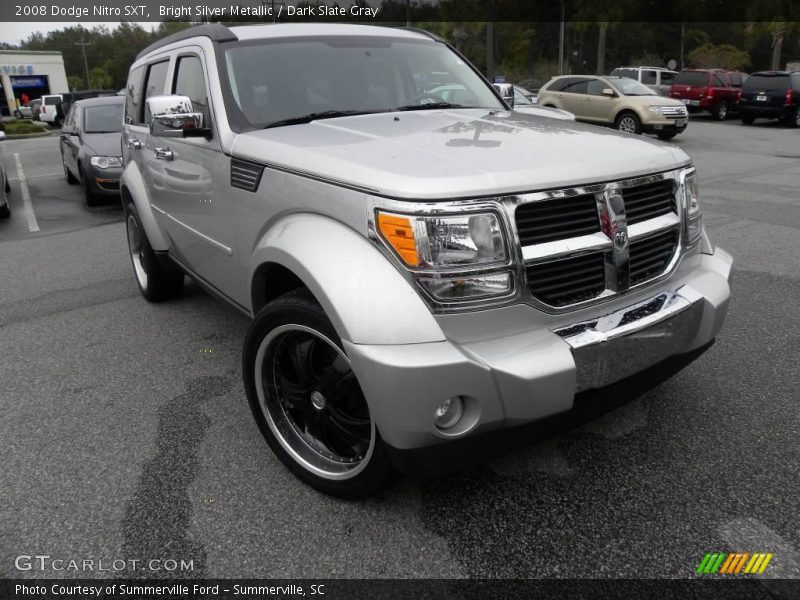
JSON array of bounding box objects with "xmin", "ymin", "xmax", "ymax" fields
[
  {"xmin": 221, "ymin": 36, "xmax": 503, "ymax": 130},
  {"xmin": 609, "ymin": 77, "xmax": 657, "ymax": 96},
  {"xmin": 513, "ymin": 88, "xmax": 534, "ymax": 105},
  {"xmin": 84, "ymin": 104, "xmax": 123, "ymax": 133},
  {"xmin": 743, "ymin": 74, "xmax": 791, "ymax": 92},
  {"xmin": 674, "ymin": 72, "xmax": 709, "ymax": 86}
]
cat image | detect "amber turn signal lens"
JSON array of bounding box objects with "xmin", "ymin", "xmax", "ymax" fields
[{"xmin": 377, "ymin": 213, "xmax": 418, "ymax": 266}]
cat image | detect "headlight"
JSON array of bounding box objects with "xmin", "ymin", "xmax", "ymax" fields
[
  {"xmin": 377, "ymin": 211, "xmax": 507, "ymax": 269},
  {"xmin": 647, "ymin": 105, "xmax": 664, "ymax": 114},
  {"xmin": 376, "ymin": 210, "xmax": 512, "ymax": 302},
  {"xmin": 684, "ymin": 171, "xmax": 702, "ymax": 244},
  {"xmin": 90, "ymin": 156, "xmax": 123, "ymax": 169}
]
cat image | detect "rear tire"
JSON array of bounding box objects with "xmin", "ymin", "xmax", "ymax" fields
[
  {"xmin": 124, "ymin": 201, "xmax": 184, "ymax": 302},
  {"xmin": 13, "ymin": 110, "xmax": 22, "ymax": 119},
  {"xmin": 0, "ymin": 203, "xmax": 9, "ymax": 219},
  {"xmin": 4, "ymin": 178, "xmax": 9, "ymax": 193},
  {"xmin": 741, "ymin": 114, "xmax": 755, "ymax": 125},
  {"xmin": 243, "ymin": 288, "xmax": 393, "ymax": 498},
  {"xmin": 615, "ymin": 111, "xmax": 642, "ymax": 134},
  {"xmin": 791, "ymin": 107, "xmax": 800, "ymax": 129}
]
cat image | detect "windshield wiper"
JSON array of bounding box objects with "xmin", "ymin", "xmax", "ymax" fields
[
  {"xmin": 395, "ymin": 102, "xmax": 480, "ymax": 111},
  {"xmin": 263, "ymin": 110, "xmax": 374, "ymax": 129}
]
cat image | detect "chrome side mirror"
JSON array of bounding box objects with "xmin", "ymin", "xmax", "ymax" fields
[
  {"xmin": 602, "ymin": 88, "xmax": 616, "ymax": 97},
  {"xmin": 492, "ymin": 83, "xmax": 515, "ymax": 108},
  {"xmin": 146, "ymin": 95, "xmax": 209, "ymax": 138}
]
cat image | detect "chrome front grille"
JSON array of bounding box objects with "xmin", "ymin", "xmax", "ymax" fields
[
  {"xmin": 516, "ymin": 193, "xmax": 600, "ymax": 245},
  {"xmin": 623, "ymin": 180, "xmax": 676, "ymax": 224},
  {"xmin": 629, "ymin": 229, "xmax": 679, "ymax": 285},
  {"xmin": 526, "ymin": 252, "xmax": 606, "ymax": 307},
  {"xmin": 516, "ymin": 172, "xmax": 683, "ymax": 309},
  {"xmin": 660, "ymin": 106, "xmax": 687, "ymax": 118}
]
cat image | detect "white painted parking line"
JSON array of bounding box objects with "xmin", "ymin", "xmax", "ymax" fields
[{"xmin": 13, "ymin": 152, "xmax": 40, "ymax": 233}]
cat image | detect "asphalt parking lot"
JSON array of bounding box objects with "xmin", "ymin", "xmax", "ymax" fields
[{"xmin": 0, "ymin": 116, "xmax": 798, "ymax": 582}]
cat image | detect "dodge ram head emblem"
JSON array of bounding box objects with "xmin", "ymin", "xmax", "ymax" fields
[{"xmin": 614, "ymin": 230, "xmax": 628, "ymax": 248}]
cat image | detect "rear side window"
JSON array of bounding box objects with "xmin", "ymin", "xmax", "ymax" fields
[
  {"xmin": 563, "ymin": 78, "xmax": 588, "ymax": 94},
  {"xmin": 712, "ymin": 74, "xmax": 726, "ymax": 86},
  {"xmin": 173, "ymin": 55, "xmax": 211, "ymax": 128},
  {"xmin": 546, "ymin": 78, "xmax": 570, "ymax": 92},
  {"xmin": 660, "ymin": 71, "xmax": 676, "ymax": 85},
  {"xmin": 44, "ymin": 96, "xmax": 60, "ymax": 105},
  {"xmin": 743, "ymin": 74, "xmax": 791, "ymax": 92},
  {"xmin": 125, "ymin": 65, "xmax": 144, "ymax": 125},
  {"xmin": 143, "ymin": 61, "xmax": 170, "ymax": 123},
  {"xmin": 614, "ymin": 69, "xmax": 636, "ymax": 79},
  {"xmin": 728, "ymin": 73, "xmax": 742, "ymax": 87},
  {"xmin": 641, "ymin": 71, "xmax": 657, "ymax": 85},
  {"xmin": 674, "ymin": 71, "xmax": 708, "ymax": 86}
]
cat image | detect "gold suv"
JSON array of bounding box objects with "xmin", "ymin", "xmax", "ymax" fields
[{"xmin": 538, "ymin": 75, "xmax": 689, "ymax": 140}]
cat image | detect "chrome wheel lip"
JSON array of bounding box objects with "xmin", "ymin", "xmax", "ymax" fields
[
  {"xmin": 254, "ymin": 324, "xmax": 375, "ymax": 481},
  {"xmin": 126, "ymin": 214, "xmax": 148, "ymax": 291}
]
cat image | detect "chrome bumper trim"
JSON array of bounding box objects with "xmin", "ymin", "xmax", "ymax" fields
[{"xmin": 555, "ymin": 285, "xmax": 705, "ymax": 391}]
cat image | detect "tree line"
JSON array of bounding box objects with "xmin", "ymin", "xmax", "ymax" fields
[{"xmin": 1, "ymin": 0, "xmax": 797, "ymax": 92}]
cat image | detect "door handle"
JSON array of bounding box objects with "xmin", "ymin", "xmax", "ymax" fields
[
  {"xmin": 127, "ymin": 138, "xmax": 142, "ymax": 150},
  {"xmin": 154, "ymin": 147, "xmax": 173, "ymax": 161}
]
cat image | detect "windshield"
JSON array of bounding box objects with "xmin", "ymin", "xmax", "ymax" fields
[
  {"xmin": 609, "ymin": 77, "xmax": 657, "ymax": 96},
  {"xmin": 221, "ymin": 36, "xmax": 503, "ymax": 130},
  {"xmin": 83, "ymin": 103, "xmax": 123, "ymax": 133}
]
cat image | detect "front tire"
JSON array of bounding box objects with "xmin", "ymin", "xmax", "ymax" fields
[
  {"xmin": 243, "ymin": 289, "xmax": 393, "ymax": 498},
  {"xmin": 63, "ymin": 156, "xmax": 78, "ymax": 185},
  {"xmin": 790, "ymin": 107, "xmax": 800, "ymax": 129},
  {"xmin": 13, "ymin": 110, "xmax": 22, "ymax": 119},
  {"xmin": 0, "ymin": 202, "xmax": 9, "ymax": 219},
  {"xmin": 124, "ymin": 201, "xmax": 184, "ymax": 302},
  {"xmin": 615, "ymin": 111, "xmax": 642, "ymax": 134}
]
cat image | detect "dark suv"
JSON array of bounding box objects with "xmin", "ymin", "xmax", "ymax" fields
[
  {"xmin": 738, "ymin": 71, "xmax": 800, "ymax": 127},
  {"xmin": 669, "ymin": 69, "xmax": 747, "ymax": 120}
]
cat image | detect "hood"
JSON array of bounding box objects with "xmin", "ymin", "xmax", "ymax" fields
[
  {"xmin": 513, "ymin": 105, "xmax": 575, "ymax": 121},
  {"xmin": 231, "ymin": 109, "xmax": 690, "ymax": 200},
  {"xmin": 81, "ymin": 132, "xmax": 123, "ymax": 158}
]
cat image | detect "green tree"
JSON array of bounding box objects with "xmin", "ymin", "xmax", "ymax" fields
[{"xmin": 687, "ymin": 43, "xmax": 752, "ymax": 70}]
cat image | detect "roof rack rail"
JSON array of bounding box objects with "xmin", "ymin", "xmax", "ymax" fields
[{"xmin": 136, "ymin": 23, "xmax": 238, "ymax": 60}]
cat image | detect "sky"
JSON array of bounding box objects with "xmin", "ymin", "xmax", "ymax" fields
[{"xmin": 0, "ymin": 22, "xmax": 158, "ymax": 46}]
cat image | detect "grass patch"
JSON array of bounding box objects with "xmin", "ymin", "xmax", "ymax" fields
[{"xmin": 3, "ymin": 120, "xmax": 49, "ymax": 135}]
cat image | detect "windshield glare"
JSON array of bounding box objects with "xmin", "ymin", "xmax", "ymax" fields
[
  {"xmin": 222, "ymin": 36, "xmax": 503, "ymax": 129},
  {"xmin": 84, "ymin": 104, "xmax": 123, "ymax": 133},
  {"xmin": 610, "ymin": 77, "xmax": 657, "ymax": 96}
]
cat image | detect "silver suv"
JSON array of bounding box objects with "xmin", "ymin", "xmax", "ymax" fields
[{"xmin": 122, "ymin": 24, "xmax": 733, "ymax": 497}]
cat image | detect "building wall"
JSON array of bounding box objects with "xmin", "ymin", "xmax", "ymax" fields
[{"xmin": 0, "ymin": 51, "xmax": 69, "ymax": 116}]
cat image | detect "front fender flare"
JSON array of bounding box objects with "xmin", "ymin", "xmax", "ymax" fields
[
  {"xmin": 120, "ymin": 162, "xmax": 169, "ymax": 251},
  {"xmin": 250, "ymin": 214, "xmax": 445, "ymax": 345}
]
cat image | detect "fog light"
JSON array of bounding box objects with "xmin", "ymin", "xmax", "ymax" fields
[{"xmin": 434, "ymin": 397, "xmax": 463, "ymax": 429}]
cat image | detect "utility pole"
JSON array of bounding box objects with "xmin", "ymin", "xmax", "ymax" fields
[
  {"xmin": 559, "ymin": 1, "xmax": 566, "ymax": 75},
  {"xmin": 75, "ymin": 33, "xmax": 90, "ymax": 89}
]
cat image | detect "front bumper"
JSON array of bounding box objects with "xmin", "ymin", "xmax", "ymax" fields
[
  {"xmin": 345, "ymin": 247, "xmax": 732, "ymax": 452},
  {"xmin": 85, "ymin": 164, "xmax": 122, "ymax": 195},
  {"xmin": 642, "ymin": 119, "xmax": 687, "ymax": 134}
]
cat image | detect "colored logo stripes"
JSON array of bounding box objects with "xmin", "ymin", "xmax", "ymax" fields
[{"xmin": 696, "ymin": 552, "xmax": 773, "ymax": 574}]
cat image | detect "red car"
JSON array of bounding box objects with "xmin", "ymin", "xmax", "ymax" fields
[{"xmin": 669, "ymin": 69, "xmax": 748, "ymax": 120}]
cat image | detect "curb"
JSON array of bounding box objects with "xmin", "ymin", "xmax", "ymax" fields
[{"xmin": 2, "ymin": 129, "xmax": 56, "ymax": 139}]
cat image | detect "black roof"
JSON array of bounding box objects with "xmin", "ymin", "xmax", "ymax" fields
[{"xmin": 136, "ymin": 23, "xmax": 238, "ymax": 60}]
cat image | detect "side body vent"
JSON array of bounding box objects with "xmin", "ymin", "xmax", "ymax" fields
[{"xmin": 231, "ymin": 157, "xmax": 264, "ymax": 192}]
